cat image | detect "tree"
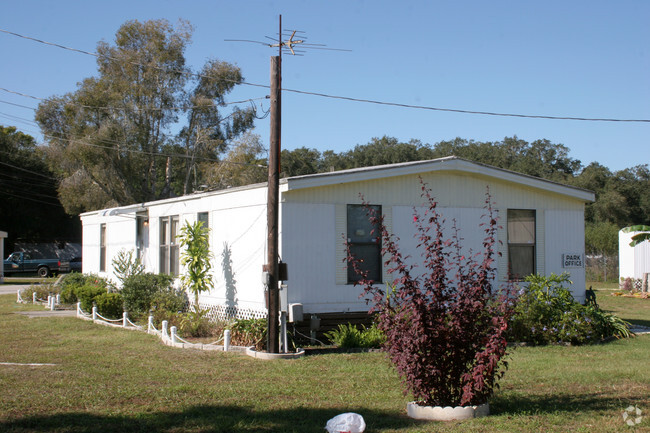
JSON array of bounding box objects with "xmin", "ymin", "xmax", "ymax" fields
[
  {"xmin": 0, "ymin": 125, "xmax": 79, "ymax": 250},
  {"xmin": 36, "ymin": 19, "xmax": 254, "ymax": 214},
  {"xmin": 348, "ymin": 183, "xmax": 516, "ymax": 407},
  {"xmin": 431, "ymin": 136, "xmax": 582, "ymax": 182},
  {"xmin": 342, "ymin": 136, "xmax": 434, "ymax": 168},
  {"xmin": 280, "ymin": 147, "xmax": 322, "ymax": 177},
  {"xmin": 204, "ymin": 132, "xmax": 267, "ymax": 189}
]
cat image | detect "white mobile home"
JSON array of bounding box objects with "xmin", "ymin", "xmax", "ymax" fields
[{"xmin": 80, "ymin": 157, "xmax": 594, "ymax": 319}]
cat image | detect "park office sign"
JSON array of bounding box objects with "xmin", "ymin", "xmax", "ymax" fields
[{"xmin": 562, "ymin": 253, "xmax": 584, "ymax": 268}]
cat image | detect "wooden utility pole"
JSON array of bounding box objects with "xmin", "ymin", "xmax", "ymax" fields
[{"xmin": 266, "ymin": 16, "xmax": 282, "ymax": 353}]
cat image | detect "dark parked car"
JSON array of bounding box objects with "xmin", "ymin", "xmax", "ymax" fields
[
  {"xmin": 60, "ymin": 256, "xmax": 82, "ymax": 273},
  {"xmin": 3, "ymin": 252, "xmax": 64, "ymax": 277}
]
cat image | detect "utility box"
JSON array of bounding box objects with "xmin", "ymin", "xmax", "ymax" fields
[{"xmin": 288, "ymin": 303, "xmax": 303, "ymax": 323}]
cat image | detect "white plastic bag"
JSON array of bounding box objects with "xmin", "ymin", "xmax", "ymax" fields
[{"xmin": 325, "ymin": 412, "xmax": 366, "ymax": 433}]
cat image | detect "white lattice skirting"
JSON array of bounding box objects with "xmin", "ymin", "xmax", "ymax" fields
[{"xmin": 198, "ymin": 302, "xmax": 267, "ymax": 321}]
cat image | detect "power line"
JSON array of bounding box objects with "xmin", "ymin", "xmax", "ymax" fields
[
  {"xmin": 281, "ymin": 88, "xmax": 650, "ymax": 123},
  {"xmin": 0, "ymin": 28, "xmax": 269, "ymax": 90},
  {"xmin": 0, "ymin": 188, "xmax": 63, "ymax": 207},
  {"xmin": 40, "ymin": 133, "xmax": 268, "ymax": 168},
  {"xmin": 0, "ymin": 121, "xmax": 268, "ymax": 169},
  {"xmin": 2, "ymin": 27, "xmax": 649, "ymax": 123},
  {"xmin": 0, "ymin": 160, "xmax": 58, "ymax": 180},
  {"xmin": 0, "ymin": 99, "xmax": 37, "ymax": 110},
  {"xmin": 0, "ymin": 87, "xmax": 268, "ymax": 112}
]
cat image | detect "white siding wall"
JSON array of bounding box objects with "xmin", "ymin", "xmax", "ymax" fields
[
  {"xmin": 80, "ymin": 213, "xmax": 137, "ymax": 283},
  {"xmin": 282, "ymin": 171, "xmax": 588, "ymax": 313},
  {"xmin": 82, "ymin": 168, "xmax": 589, "ymax": 316},
  {"xmin": 544, "ymin": 210, "xmax": 587, "ymax": 302},
  {"xmin": 82, "ymin": 185, "xmax": 269, "ymax": 315},
  {"xmin": 144, "ymin": 187, "xmax": 268, "ymax": 312}
]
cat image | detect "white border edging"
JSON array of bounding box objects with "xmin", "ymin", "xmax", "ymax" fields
[
  {"xmin": 406, "ymin": 402, "xmax": 489, "ymax": 421},
  {"xmin": 245, "ymin": 346, "xmax": 305, "ymax": 360}
]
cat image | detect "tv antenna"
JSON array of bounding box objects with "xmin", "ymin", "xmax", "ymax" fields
[{"xmin": 225, "ymin": 26, "xmax": 351, "ymax": 57}]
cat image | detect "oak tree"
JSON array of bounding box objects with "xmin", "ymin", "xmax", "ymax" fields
[{"xmin": 36, "ymin": 19, "xmax": 254, "ymax": 214}]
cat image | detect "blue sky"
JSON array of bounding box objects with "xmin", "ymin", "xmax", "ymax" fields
[{"xmin": 1, "ymin": 0, "xmax": 648, "ymax": 172}]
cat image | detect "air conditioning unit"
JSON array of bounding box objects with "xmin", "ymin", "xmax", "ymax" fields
[{"xmin": 288, "ymin": 303, "xmax": 303, "ymax": 323}]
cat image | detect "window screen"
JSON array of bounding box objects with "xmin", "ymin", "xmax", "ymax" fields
[
  {"xmin": 347, "ymin": 204, "xmax": 382, "ymax": 283},
  {"xmin": 507, "ymin": 209, "xmax": 535, "ymax": 280}
]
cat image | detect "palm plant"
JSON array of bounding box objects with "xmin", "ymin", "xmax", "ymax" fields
[{"xmin": 178, "ymin": 221, "xmax": 214, "ymax": 308}]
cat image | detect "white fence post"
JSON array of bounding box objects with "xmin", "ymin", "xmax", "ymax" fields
[
  {"xmin": 162, "ymin": 320, "xmax": 168, "ymax": 339},
  {"xmin": 76, "ymin": 302, "xmax": 81, "ymax": 317},
  {"xmin": 148, "ymin": 315, "xmax": 154, "ymax": 333},
  {"xmin": 56, "ymin": 294, "xmax": 60, "ymax": 305},
  {"xmin": 33, "ymin": 292, "xmax": 37, "ymax": 303},
  {"xmin": 224, "ymin": 329, "xmax": 231, "ymax": 352},
  {"xmin": 170, "ymin": 326, "xmax": 177, "ymax": 344},
  {"xmin": 122, "ymin": 312, "xmax": 128, "ymax": 328},
  {"xmin": 92, "ymin": 306, "xmax": 97, "ymax": 321}
]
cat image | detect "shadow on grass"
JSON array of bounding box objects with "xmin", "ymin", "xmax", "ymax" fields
[
  {"xmin": 0, "ymin": 405, "xmax": 422, "ymax": 433},
  {"xmin": 492, "ymin": 392, "xmax": 633, "ymax": 416},
  {"xmin": 3, "ymin": 393, "xmax": 639, "ymax": 432},
  {"xmin": 600, "ymin": 308, "xmax": 650, "ymax": 328},
  {"xmin": 625, "ymin": 318, "xmax": 650, "ymax": 328}
]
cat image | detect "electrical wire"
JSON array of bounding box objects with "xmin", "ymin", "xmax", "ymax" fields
[
  {"xmin": 0, "ymin": 99, "xmax": 37, "ymax": 110},
  {"xmin": 0, "ymin": 188, "xmax": 63, "ymax": 207},
  {"xmin": 0, "ymin": 160, "xmax": 58, "ymax": 180},
  {"xmin": 0, "ymin": 87, "xmax": 268, "ymax": 112},
  {"xmin": 0, "ymin": 28, "xmax": 269, "ymax": 90},
  {"xmin": 2, "ymin": 28, "xmax": 649, "ymax": 123},
  {"xmin": 40, "ymin": 133, "xmax": 267, "ymax": 168}
]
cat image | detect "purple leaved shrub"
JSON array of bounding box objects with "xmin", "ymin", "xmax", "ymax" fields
[{"xmin": 347, "ymin": 181, "xmax": 517, "ymax": 407}]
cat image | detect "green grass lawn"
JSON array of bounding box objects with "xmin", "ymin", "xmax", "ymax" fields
[
  {"xmin": 1, "ymin": 293, "xmax": 649, "ymax": 433},
  {"xmin": 591, "ymin": 281, "xmax": 650, "ymax": 328}
]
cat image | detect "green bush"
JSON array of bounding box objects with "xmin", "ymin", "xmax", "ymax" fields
[
  {"xmin": 121, "ymin": 273, "xmax": 174, "ymax": 315},
  {"xmin": 325, "ymin": 323, "xmax": 385, "ymax": 348},
  {"xmin": 230, "ymin": 318, "xmax": 267, "ymax": 350},
  {"xmin": 21, "ymin": 283, "xmax": 59, "ymax": 302},
  {"xmin": 60, "ymin": 273, "xmax": 109, "ymax": 304},
  {"xmin": 177, "ymin": 309, "xmax": 216, "ymax": 338},
  {"xmin": 95, "ymin": 292, "xmax": 124, "ymax": 319},
  {"xmin": 509, "ymin": 273, "xmax": 632, "ymax": 345},
  {"xmin": 112, "ymin": 249, "xmax": 144, "ymax": 286},
  {"xmin": 76, "ymin": 284, "xmax": 108, "ymax": 312},
  {"xmin": 150, "ymin": 287, "xmax": 187, "ymax": 315}
]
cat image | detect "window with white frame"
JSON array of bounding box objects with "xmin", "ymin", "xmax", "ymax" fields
[
  {"xmin": 198, "ymin": 212, "xmax": 209, "ymax": 229},
  {"xmin": 507, "ymin": 209, "xmax": 536, "ymax": 280},
  {"xmin": 347, "ymin": 204, "xmax": 382, "ymax": 283},
  {"xmin": 159, "ymin": 215, "xmax": 180, "ymax": 276}
]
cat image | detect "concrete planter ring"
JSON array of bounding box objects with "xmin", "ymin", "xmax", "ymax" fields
[
  {"xmin": 245, "ymin": 347, "xmax": 305, "ymax": 360},
  {"xmin": 406, "ymin": 402, "xmax": 489, "ymax": 421}
]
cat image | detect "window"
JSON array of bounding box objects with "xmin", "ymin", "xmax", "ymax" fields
[
  {"xmin": 159, "ymin": 215, "xmax": 180, "ymax": 276},
  {"xmin": 347, "ymin": 204, "xmax": 382, "ymax": 283},
  {"xmin": 198, "ymin": 212, "xmax": 209, "ymax": 229},
  {"xmin": 507, "ymin": 209, "xmax": 535, "ymax": 280},
  {"xmin": 99, "ymin": 224, "xmax": 106, "ymax": 272},
  {"xmin": 136, "ymin": 215, "xmax": 148, "ymax": 261}
]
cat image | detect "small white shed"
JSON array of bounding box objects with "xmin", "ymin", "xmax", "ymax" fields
[
  {"xmin": 619, "ymin": 228, "xmax": 650, "ymax": 284},
  {"xmin": 80, "ymin": 157, "xmax": 594, "ymax": 319}
]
